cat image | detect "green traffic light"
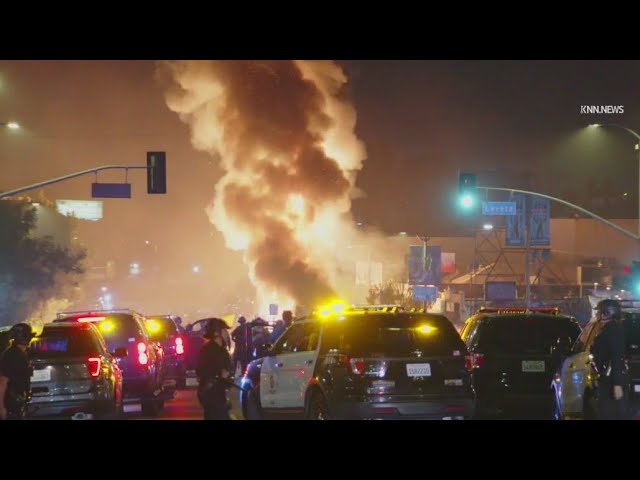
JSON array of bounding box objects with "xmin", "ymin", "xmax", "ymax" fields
[{"xmin": 460, "ymin": 194, "xmax": 474, "ymax": 209}]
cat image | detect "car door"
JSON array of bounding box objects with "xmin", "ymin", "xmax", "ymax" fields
[
  {"xmin": 260, "ymin": 324, "xmax": 304, "ymax": 409},
  {"xmin": 558, "ymin": 321, "xmax": 596, "ymax": 415},
  {"xmin": 276, "ymin": 322, "xmax": 321, "ymax": 409}
]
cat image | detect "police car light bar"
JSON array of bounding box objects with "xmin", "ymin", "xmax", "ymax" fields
[
  {"xmin": 348, "ymin": 305, "xmax": 405, "ymax": 313},
  {"xmin": 478, "ymin": 307, "xmax": 561, "ymax": 315},
  {"xmin": 56, "ymin": 309, "xmax": 135, "ymax": 319}
]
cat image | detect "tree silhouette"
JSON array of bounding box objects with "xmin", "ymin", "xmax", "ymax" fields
[{"xmin": 0, "ymin": 201, "xmax": 86, "ymax": 325}]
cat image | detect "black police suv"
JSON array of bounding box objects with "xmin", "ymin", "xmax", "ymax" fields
[
  {"xmin": 460, "ymin": 307, "xmax": 581, "ymax": 418},
  {"xmin": 241, "ymin": 307, "xmax": 475, "ymax": 420},
  {"xmin": 145, "ymin": 315, "xmax": 187, "ymax": 389}
]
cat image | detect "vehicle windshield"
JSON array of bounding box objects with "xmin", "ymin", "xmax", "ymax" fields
[
  {"xmin": 30, "ymin": 328, "xmax": 100, "ymax": 357},
  {"xmin": 478, "ymin": 316, "xmax": 580, "ymax": 354},
  {"xmin": 322, "ymin": 314, "xmax": 466, "ymax": 356}
]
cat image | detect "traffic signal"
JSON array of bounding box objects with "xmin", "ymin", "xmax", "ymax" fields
[
  {"xmin": 147, "ymin": 152, "xmax": 167, "ymax": 194},
  {"xmin": 631, "ymin": 261, "xmax": 640, "ymax": 296},
  {"xmin": 458, "ymin": 172, "xmax": 477, "ymax": 210}
]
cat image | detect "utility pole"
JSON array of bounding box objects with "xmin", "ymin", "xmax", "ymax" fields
[
  {"xmin": 524, "ymin": 195, "xmax": 531, "ymax": 307},
  {"xmin": 418, "ymin": 235, "xmax": 430, "ymax": 310}
]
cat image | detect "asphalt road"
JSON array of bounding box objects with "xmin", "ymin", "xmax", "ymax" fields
[{"xmin": 134, "ymin": 386, "xmax": 244, "ymax": 420}]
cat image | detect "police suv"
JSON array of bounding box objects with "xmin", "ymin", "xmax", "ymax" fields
[
  {"xmin": 241, "ymin": 304, "xmax": 475, "ymax": 420},
  {"xmin": 461, "ymin": 307, "xmax": 581, "ymax": 418},
  {"xmin": 552, "ymin": 300, "xmax": 640, "ymax": 420}
]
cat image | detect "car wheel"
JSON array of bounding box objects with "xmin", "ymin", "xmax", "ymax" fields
[
  {"xmin": 245, "ymin": 388, "xmax": 262, "ymax": 420},
  {"xmin": 306, "ymin": 391, "xmax": 330, "ymax": 420}
]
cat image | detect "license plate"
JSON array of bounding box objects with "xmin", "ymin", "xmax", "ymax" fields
[
  {"xmin": 186, "ymin": 377, "xmax": 199, "ymax": 387},
  {"xmin": 123, "ymin": 404, "xmax": 142, "ymax": 413},
  {"xmin": 635, "ymin": 385, "xmax": 640, "ymax": 393},
  {"xmin": 522, "ymin": 360, "xmax": 545, "ymax": 372},
  {"xmin": 407, "ymin": 363, "xmax": 431, "ymax": 377},
  {"xmin": 31, "ymin": 368, "xmax": 51, "ymax": 382}
]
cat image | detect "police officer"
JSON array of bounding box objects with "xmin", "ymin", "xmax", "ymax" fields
[
  {"xmin": 590, "ymin": 299, "xmax": 629, "ymax": 420},
  {"xmin": 196, "ymin": 320, "xmax": 232, "ymax": 420},
  {"xmin": 231, "ymin": 316, "xmax": 248, "ymax": 376},
  {"xmin": 0, "ymin": 323, "xmax": 34, "ymax": 420}
]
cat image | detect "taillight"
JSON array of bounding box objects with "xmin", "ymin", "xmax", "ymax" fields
[
  {"xmin": 87, "ymin": 357, "xmax": 101, "ymax": 377},
  {"xmin": 175, "ymin": 337, "xmax": 184, "ymax": 355},
  {"xmin": 465, "ymin": 353, "xmax": 484, "ymax": 371},
  {"xmin": 138, "ymin": 342, "xmax": 148, "ymax": 365},
  {"xmin": 338, "ymin": 355, "xmax": 364, "ymax": 375}
]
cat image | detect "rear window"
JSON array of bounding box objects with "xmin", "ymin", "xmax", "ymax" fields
[
  {"xmin": 145, "ymin": 317, "xmax": 178, "ymax": 341},
  {"xmin": 478, "ymin": 316, "xmax": 580, "ymax": 354},
  {"xmin": 622, "ymin": 313, "xmax": 640, "ymax": 355},
  {"xmin": 57, "ymin": 314, "xmax": 144, "ymax": 350},
  {"xmin": 322, "ymin": 314, "xmax": 466, "ymax": 356},
  {"xmin": 31, "ymin": 328, "xmax": 100, "ymax": 357}
]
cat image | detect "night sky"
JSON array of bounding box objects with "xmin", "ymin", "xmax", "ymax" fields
[{"xmin": 2, "ymin": 60, "xmax": 640, "ymax": 306}]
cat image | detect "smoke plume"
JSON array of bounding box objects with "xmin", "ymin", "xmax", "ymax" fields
[{"xmin": 158, "ymin": 61, "xmax": 367, "ymax": 313}]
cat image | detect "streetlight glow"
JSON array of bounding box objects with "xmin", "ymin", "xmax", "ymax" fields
[{"xmin": 5, "ymin": 121, "xmax": 20, "ymax": 130}]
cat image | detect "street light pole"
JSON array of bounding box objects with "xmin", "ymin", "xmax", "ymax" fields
[
  {"xmin": 590, "ymin": 123, "xmax": 640, "ymax": 239},
  {"xmin": 418, "ymin": 235, "xmax": 430, "ymax": 310},
  {"xmin": 524, "ymin": 195, "xmax": 531, "ymax": 307}
]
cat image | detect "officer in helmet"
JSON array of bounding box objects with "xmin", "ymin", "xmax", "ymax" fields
[
  {"xmin": 591, "ymin": 299, "xmax": 629, "ymax": 419},
  {"xmin": 196, "ymin": 319, "xmax": 232, "ymax": 420},
  {"xmin": 0, "ymin": 323, "xmax": 35, "ymax": 420}
]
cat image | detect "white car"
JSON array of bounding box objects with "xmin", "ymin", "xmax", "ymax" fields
[{"xmin": 553, "ymin": 305, "xmax": 640, "ymax": 420}]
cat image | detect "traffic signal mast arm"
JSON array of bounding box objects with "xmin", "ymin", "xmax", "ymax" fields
[
  {"xmin": 0, "ymin": 152, "xmax": 167, "ymax": 199},
  {"xmin": 0, "ymin": 165, "xmax": 148, "ymax": 199},
  {"xmin": 476, "ymin": 185, "xmax": 640, "ymax": 242}
]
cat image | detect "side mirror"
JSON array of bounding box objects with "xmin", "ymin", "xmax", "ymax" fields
[{"xmin": 113, "ymin": 347, "xmax": 128, "ymax": 358}]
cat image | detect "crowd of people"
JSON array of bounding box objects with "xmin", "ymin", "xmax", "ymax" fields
[{"xmin": 194, "ymin": 310, "xmax": 293, "ymax": 420}]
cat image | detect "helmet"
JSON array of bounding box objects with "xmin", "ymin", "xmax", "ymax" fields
[
  {"xmin": 10, "ymin": 323, "xmax": 34, "ymax": 345},
  {"xmin": 595, "ymin": 299, "xmax": 621, "ymax": 319},
  {"xmin": 203, "ymin": 318, "xmax": 230, "ymax": 340}
]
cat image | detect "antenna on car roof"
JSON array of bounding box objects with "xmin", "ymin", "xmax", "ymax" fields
[{"xmin": 477, "ymin": 307, "xmax": 561, "ymax": 315}]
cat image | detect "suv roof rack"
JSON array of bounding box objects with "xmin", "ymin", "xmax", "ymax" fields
[
  {"xmin": 348, "ymin": 305, "xmax": 405, "ymax": 313},
  {"xmin": 56, "ymin": 309, "xmax": 136, "ymax": 319},
  {"xmin": 478, "ymin": 307, "xmax": 561, "ymax": 315}
]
